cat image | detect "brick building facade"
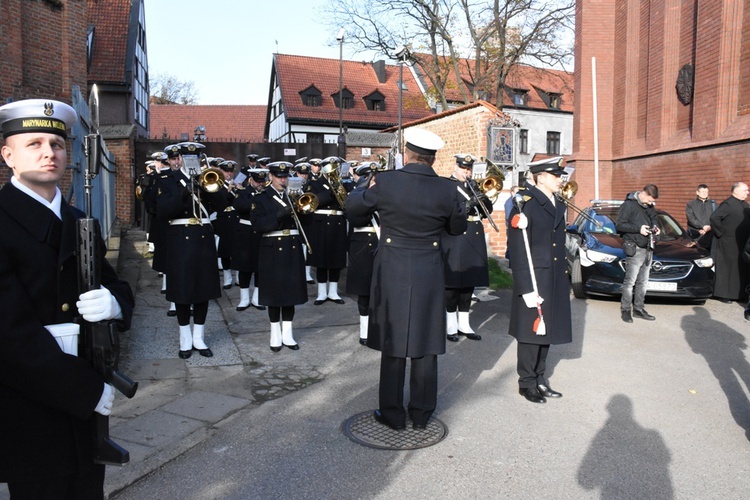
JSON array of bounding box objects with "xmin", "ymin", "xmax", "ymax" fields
[{"xmin": 572, "ymin": 0, "xmax": 750, "ymax": 223}]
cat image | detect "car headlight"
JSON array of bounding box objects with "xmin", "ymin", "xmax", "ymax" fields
[
  {"xmin": 694, "ymin": 257, "xmax": 713, "ymax": 268},
  {"xmin": 586, "ymin": 249, "xmax": 617, "ymax": 263}
]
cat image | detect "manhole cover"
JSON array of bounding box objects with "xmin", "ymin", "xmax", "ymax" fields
[{"xmin": 342, "ymin": 411, "xmax": 448, "ymax": 450}]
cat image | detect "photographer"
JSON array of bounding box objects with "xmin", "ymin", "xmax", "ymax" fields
[{"xmin": 616, "ymin": 184, "xmax": 660, "ymax": 323}]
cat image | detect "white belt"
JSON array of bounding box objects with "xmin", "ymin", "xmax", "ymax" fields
[
  {"xmin": 353, "ymin": 227, "xmax": 377, "ymax": 233},
  {"xmin": 170, "ymin": 218, "xmax": 211, "ymax": 225},
  {"xmin": 467, "ymin": 216, "xmax": 482, "ymax": 222},
  {"xmin": 239, "ymin": 219, "xmax": 253, "ymax": 226},
  {"xmin": 263, "ymin": 229, "xmax": 300, "ymax": 237},
  {"xmin": 315, "ymin": 209, "xmax": 344, "ymax": 216}
]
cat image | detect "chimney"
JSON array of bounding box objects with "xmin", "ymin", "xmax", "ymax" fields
[{"xmin": 372, "ymin": 60, "xmax": 386, "ymax": 84}]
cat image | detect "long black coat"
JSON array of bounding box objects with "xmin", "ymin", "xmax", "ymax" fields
[
  {"xmin": 710, "ymin": 196, "xmax": 750, "ymax": 299},
  {"xmin": 250, "ymin": 187, "xmax": 308, "ymax": 306},
  {"xmin": 345, "ymin": 211, "xmax": 378, "ymax": 296},
  {"xmin": 156, "ymin": 170, "xmax": 227, "ymax": 304},
  {"xmin": 346, "ymin": 163, "xmax": 467, "ymax": 358},
  {"xmin": 306, "ymin": 176, "xmax": 348, "ymax": 269},
  {"xmin": 507, "ymin": 185, "xmax": 572, "ymax": 345},
  {"xmin": 212, "ymin": 186, "xmax": 238, "ymax": 263},
  {"xmin": 231, "ymin": 187, "xmax": 263, "ymax": 274},
  {"xmin": 145, "ymin": 168, "xmax": 171, "ymax": 272},
  {"xmin": 442, "ymin": 178, "xmax": 492, "ymax": 288},
  {"xmin": 0, "ymin": 183, "xmax": 134, "ymax": 482}
]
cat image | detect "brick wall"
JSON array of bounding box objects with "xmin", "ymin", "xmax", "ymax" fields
[{"xmin": 106, "ymin": 138, "xmax": 137, "ymax": 225}]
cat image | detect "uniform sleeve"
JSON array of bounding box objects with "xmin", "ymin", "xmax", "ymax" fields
[
  {"xmin": 345, "ymin": 185, "xmax": 378, "ymax": 216},
  {"xmin": 506, "ymin": 205, "xmax": 535, "ymax": 296},
  {"xmin": 445, "ymin": 188, "xmax": 468, "ymax": 235}
]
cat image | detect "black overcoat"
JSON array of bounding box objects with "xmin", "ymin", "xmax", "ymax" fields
[
  {"xmin": 156, "ymin": 170, "xmax": 226, "ymax": 304},
  {"xmin": 0, "ymin": 183, "xmax": 134, "ymax": 482},
  {"xmin": 442, "ymin": 178, "xmax": 491, "ymax": 288},
  {"xmin": 231, "ymin": 187, "xmax": 263, "ymax": 274},
  {"xmin": 250, "ymin": 187, "xmax": 308, "ymax": 306},
  {"xmin": 306, "ymin": 176, "xmax": 348, "ymax": 269},
  {"xmin": 145, "ymin": 168, "xmax": 171, "ymax": 272},
  {"xmin": 345, "ymin": 211, "xmax": 378, "ymax": 296},
  {"xmin": 346, "ymin": 163, "xmax": 467, "ymax": 358},
  {"xmin": 507, "ymin": 185, "xmax": 572, "ymax": 345},
  {"xmin": 710, "ymin": 196, "xmax": 750, "ymax": 299},
  {"xmin": 212, "ymin": 186, "xmax": 238, "ymax": 262}
]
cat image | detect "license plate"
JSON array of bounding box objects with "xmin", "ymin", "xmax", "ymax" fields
[{"xmin": 647, "ymin": 281, "xmax": 677, "ymax": 292}]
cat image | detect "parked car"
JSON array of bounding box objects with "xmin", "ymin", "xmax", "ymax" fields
[{"xmin": 565, "ymin": 201, "xmax": 714, "ymax": 301}]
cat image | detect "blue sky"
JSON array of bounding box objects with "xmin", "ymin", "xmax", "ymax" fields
[{"xmin": 144, "ymin": 0, "xmax": 373, "ymax": 105}]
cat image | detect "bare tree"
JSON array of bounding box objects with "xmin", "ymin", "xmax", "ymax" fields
[
  {"xmin": 149, "ymin": 74, "xmax": 199, "ymax": 105},
  {"xmin": 324, "ymin": 0, "xmax": 573, "ymax": 109}
]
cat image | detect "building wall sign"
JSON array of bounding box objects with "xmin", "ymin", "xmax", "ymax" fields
[{"xmin": 487, "ymin": 126, "xmax": 515, "ymax": 165}]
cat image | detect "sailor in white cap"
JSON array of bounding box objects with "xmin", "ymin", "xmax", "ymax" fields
[
  {"xmin": 0, "ymin": 99, "xmax": 135, "ymax": 496},
  {"xmin": 346, "ymin": 127, "xmax": 467, "ymax": 431}
]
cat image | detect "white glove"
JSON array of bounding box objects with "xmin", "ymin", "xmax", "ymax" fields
[
  {"xmin": 76, "ymin": 287, "xmax": 123, "ymax": 322},
  {"xmin": 522, "ymin": 292, "xmax": 544, "ymax": 309},
  {"xmin": 511, "ymin": 213, "xmax": 528, "ymax": 229},
  {"xmin": 94, "ymin": 383, "xmax": 114, "ymax": 416}
]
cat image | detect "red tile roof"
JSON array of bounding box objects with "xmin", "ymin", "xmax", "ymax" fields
[
  {"xmin": 412, "ymin": 55, "xmax": 574, "ymax": 113},
  {"xmin": 149, "ymin": 105, "xmax": 267, "ymax": 142},
  {"xmin": 274, "ymin": 54, "xmax": 433, "ymax": 127},
  {"xmin": 87, "ymin": 0, "xmax": 131, "ymax": 83}
]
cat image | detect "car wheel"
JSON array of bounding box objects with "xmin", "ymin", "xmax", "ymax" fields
[{"xmin": 571, "ymin": 257, "xmax": 587, "ymax": 299}]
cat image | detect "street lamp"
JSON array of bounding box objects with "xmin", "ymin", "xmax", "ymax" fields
[
  {"xmin": 337, "ymin": 28, "xmax": 345, "ymax": 158},
  {"xmin": 395, "ymin": 46, "xmax": 410, "ymax": 156}
]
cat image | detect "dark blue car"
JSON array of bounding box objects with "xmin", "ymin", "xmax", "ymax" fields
[{"xmin": 565, "ymin": 201, "xmax": 715, "ymax": 301}]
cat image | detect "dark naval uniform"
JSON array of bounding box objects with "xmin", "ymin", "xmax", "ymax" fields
[
  {"xmin": 146, "ymin": 166, "xmax": 172, "ymax": 274},
  {"xmin": 0, "ymin": 183, "xmax": 134, "ymax": 489},
  {"xmin": 231, "ymin": 183, "xmax": 264, "ymax": 308},
  {"xmin": 346, "ymin": 155, "xmax": 466, "ymax": 428}
]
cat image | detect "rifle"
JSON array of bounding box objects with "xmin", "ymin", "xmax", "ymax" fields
[{"xmin": 78, "ymin": 85, "xmax": 139, "ymax": 465}]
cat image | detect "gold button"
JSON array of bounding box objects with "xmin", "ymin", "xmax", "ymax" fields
[
  {"xmin": 552, "ymin": 243, "xmax": 556, "ymax": 247},
  {"xmin": 433, "ymin": 242, "xmax": 438, "ymax": 247},
  {"xmin": 62, "ymin": 303, "xmax": 70, "ymax": 312},
  {"xmin": 279, "ymin": 247, "xmax": 282, "ymax": 251},
  {"xmin": 386, "ymin": 238, "xmax": 391, "ymax": 243},
  {"xmin": 554, "ymin": 257, "xmax": 557, "ymax": 261}
]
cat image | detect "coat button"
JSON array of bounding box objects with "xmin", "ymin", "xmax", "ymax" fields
[
  {"xmin": 62, "ymin": 303, "xmax": 70, "ymax": 312},
  {"xmin": 386, "ymin": 238, "xmax": 391, "ymax": 243},
  {"xmin": 433, "ymin": 242, "xmax": 438, "ymax": 247}
]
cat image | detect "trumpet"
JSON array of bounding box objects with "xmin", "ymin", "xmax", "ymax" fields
[{"xmin": 556, "ymin": 181, "xmax": 602, "ymax": 229}]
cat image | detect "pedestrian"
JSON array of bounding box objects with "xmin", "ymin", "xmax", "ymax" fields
[
  {"xmin": 616, "ymin": 184, "xmax": 660, "ymax": 322},
  {"xmin": 0, "ymin": 98, "xmax": 135, "ymax": 498},
  {"xmin": 443, "ymin": 153, "xmax": 492, "ymax": 342},
  {"xmin": 346, "ymin": 128, "xmax": 467, "ymax": 430},
  {"xmin": 710, "ymin": 182, "xmax": 750, "ymax": 303},
  {"xmin": 685, "ymin": 184, "xmax": 716, "ymax": 250},
  {"xmin": 506, "ymin": 161, "xmax": 572, "ymax": 404}
]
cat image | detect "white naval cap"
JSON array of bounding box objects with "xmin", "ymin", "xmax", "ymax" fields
[
  {"xmin": 0, "ymin": 99, "xmax": 77, "ymax": 139},
  {"xmin": 404, "ymin": 127, "xmax": 444, "ymax": 155}
]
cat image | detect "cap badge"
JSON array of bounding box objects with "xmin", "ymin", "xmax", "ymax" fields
[
  {"xmin": 44, "ymin": 102, "xmax": 54, "ymax": 116},
  {"xmin": 465, "ymin": 155, "xmax": 473, "ymax": 162},
  {"xmin": 188, "ymin": 144, "xmax": 196, "ymax": 152}
]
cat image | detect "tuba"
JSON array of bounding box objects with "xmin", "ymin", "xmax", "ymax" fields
[{"xmin": 321, "ymin": 156, "xmax": 349, "ymax": 210}]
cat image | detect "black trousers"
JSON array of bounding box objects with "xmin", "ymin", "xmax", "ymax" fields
[
  {"xmin": 7, "ymin": 463, "xmax": 105, "ymax": 500},
  {"xmin": 379, "ymin": 353, "xmax": 437, "ymax": 426},
  {"xmin": 517, "ymin": 342, "xmax": 550, "ymax": 388}
]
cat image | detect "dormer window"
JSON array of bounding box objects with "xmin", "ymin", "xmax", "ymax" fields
[
  {"xmin": 549, "ymin": 93, "xmax": 561, "ymax": 109},
  {"xmin": 300, "ymin": 85, "xmax": 322, "ymax": 107},
  {"xmin": 333, "ymin": 88, "xmax": 354, "ymax": 109},
  {"xmin": 513, "ymin": 90, "xmax": 527, "ymax": 106},
  {"xmin": 363, "ymin": 90, "xmax": 386, "ymax": 111}
]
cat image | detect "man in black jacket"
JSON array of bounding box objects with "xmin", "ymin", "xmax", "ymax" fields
[
  {"xmin": 685, "ymin": 184, "xmax": 715, "ymax": 249},
  {"xmin": 616, "ymin": 184, "xmax": 660, "ymax": 323}
]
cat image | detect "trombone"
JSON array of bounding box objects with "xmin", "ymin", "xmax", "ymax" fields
[
  {"xmin": 556, "ymin": 181, "xmax": 603, "ymax": 229},
  {"xmin": 466, "ymin": 160, "xmax": 505, "ymax": 232}
]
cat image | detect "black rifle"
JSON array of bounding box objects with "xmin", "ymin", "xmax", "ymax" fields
[{"xmin": 78, "ymin": 85, "xmax": 138, "ymax": 465}]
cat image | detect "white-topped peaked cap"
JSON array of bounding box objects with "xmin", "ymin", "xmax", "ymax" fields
[
  {"xmin": 404, "ymin": 128, "xmax": 444, "ymax": 155},
  {"xmin": 0, "ymin": 99, "xmax": 77, "ymax": 139}
]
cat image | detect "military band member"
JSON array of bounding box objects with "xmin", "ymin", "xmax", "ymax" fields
[
  {"xmin": 443, "ymin": 154, "xmax": 492, "ymax": 342},
  {"xmin": 213, "ymin": 159, "xmax": 240, "ymax": 289},
  {"xmin": 156, "ymin": 142, "xmax": 228, "ymax": 359},
  {"xmin": 0, "ymin": 99, "xmax": 135, "ymax": 497},
  {"xmin": 294, "ymin": 161, "xmax": 316, "ymax": 284},
  {"xmin": 309, "ymin": 158, "xmax": 322, "ymax": 180},
  {"xmin": 250, "ymin": 162, "xmax": 308, "ymax": 351},
  {"xmin": 346, "ymin": 128, "xmax": 467, "ymax": 430},
  {"xmin": 233, "ymin": 168, "xmax": 268, "ymax": 311},
  {"xmin": 346, "ymin": 162, "xmax": 380, "ymax": 345},
  {"xmin": 308, "ymin": 156, "xmax": 348, "ymax": 305}
]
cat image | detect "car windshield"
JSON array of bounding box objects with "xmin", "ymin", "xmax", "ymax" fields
[{"xmin": 582, "ymin": 206, "xmax": 684, "ymax": 240}]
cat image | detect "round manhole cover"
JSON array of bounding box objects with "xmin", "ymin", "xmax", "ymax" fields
[{"xmin": 342, "ymin": 411, "xmax": 448, "ymax": 450}]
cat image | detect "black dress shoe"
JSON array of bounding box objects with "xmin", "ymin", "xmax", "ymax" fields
[
  {"xmin": 537, "ymin": 383, "xmax": 562, "ymax": 398},
  {"xmin": 270, "ymin": 345, "xmax": 282, "ymax": 352},
  {"xmin": 314, "ymin": 299, "xmax": 326, "ymax": 305},
  {"xmin": 621, "ymin": 310, "xmax": 633, "ymax": 323},
  {"xmin": 236, "ymin": 304, "xmax": 249, "ymax": 311},
  {"xmin": 633, "ymin": 309, "xmax": 655, "ymax": 321},
  {"xmin": 519, "ymin": 387, "xmax": 546, "ymax": 404},
  {"xmin": 167, "ymin": 310, "xmax": 177, "ymax": 317},
  {"xmin": 412, "ymin": 422, "xmax": 427, "ymax": 430},
  {"xmin": 284, "ymin": 343, "xmax": 300, "ymax": 351},
  {"xmin": 178, "ymin": 349, "xmax": 192, "ymax": 359},
  {"xmin": 223, "ymin": 284, "xmax": 232, "ymax": 290},
  {"xmin": 195, "ymin": 347, "xmax": 213, "ymax": 358},
  {"xmin": 160, "ymin": 289, "xmax": 167, "ymax": 294},
  {"xmin": 373, "ymin": 410, "xmax": 405, "ymax": 430},
  {"xmin": 447, "ymin": 334, "xmax": 460, "ymax": 342},
  {"xmin": 328, "ymin": 298, "xmax": 345, "ymax": 304},
  {"xmin": 459, "ymin": 331, "xmax": 482, "ymax": 341},
  {"xmin": 359, "ymin": 338, "xmax": 367, "ymax": 345},
  {"xmin": 306, "ymin": 279, "xmax": 316, "ymax": 285},
  {"xmin": 251, "ymin": 304, "xmax": 267, "ymax": 311}
]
